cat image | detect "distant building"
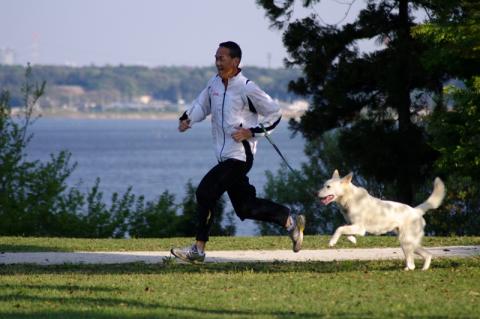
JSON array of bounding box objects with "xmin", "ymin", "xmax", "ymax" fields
[{"xmin": 0, "ymin": 48, "xmax": 15, "ymax": 65}]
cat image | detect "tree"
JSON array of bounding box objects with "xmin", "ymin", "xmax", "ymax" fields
[
  {"xmin": 257, "ymin": 0, "xmax": 446, "ymax": 205},
  {"xmin": 256, "ymin": 0, "xmax": 480, "ymax": 235},
  {"xmin": 413, "ymin": 0, "xmax": 480, "ymax": 235},
  {"xmin": 425, "ymin": 84, "xmax": 480, "ymax": 235}
]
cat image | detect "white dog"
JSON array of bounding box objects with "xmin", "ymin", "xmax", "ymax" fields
[{"xmin": 318, "ymin": 170, "xmax": 445, "ymax": 270}]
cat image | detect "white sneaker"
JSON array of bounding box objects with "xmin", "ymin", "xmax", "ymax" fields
[{"xmin": 170, "ymin": 244, "xmax": 205, "ymax": 263}]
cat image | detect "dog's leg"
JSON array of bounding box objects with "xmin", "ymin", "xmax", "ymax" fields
[
  {"xmin": 401, "ymin": 244, "xmax": 416, "ymax": 271},
  {"xmin": 329, "ymin": 225, "xmax": 365, "ymax": 247},
  {"xmin": 347, "ymin": 236, "xmax": 357, "ymax": 244},
  {"xmin": 415, "ymin": 247, "xmax": 432, "ymax": 270}
]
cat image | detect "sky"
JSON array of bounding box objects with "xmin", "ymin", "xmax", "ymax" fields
[{"xmin": 1, "ymin": 0, "xmax": 366, "ymax": 68}]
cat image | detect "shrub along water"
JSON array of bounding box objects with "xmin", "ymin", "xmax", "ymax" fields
[{"xmin": 0, "ymin": 65, "xmax": 235, "ymax": 238}]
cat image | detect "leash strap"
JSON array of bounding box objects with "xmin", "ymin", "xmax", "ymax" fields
[
  {"xmin": 259, "ymin": 123, "xmax": 319, "ymax": 204},
  {"xmin": 260, "ymin": 123, "xmax": 301, "ymax": 178}
]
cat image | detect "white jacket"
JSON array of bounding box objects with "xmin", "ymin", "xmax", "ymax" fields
[{"xmin": 183, "ymin": 71, "xmax": 282, "ymax": 162}]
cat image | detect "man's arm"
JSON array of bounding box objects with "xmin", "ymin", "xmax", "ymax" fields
[
  {"xmin": 178, "ymin": 82, "xmax": 212, "ymax": 133},
  {"xmin": 244, "ymin": 81, "xmax": 282, "ymax": 137}
]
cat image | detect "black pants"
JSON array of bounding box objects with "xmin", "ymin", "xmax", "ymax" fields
[{"xmin": 195, "ymin": 159, "xmax": 290, "ymax": 242}]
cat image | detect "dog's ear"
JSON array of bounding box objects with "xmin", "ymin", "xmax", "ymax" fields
[
  {"xmin": 342, "ymin": 172, "xmax": 353, "ymax": 184},
  {"xmin": 332, "ymin": 170, "xmax": 340, "ymax": 179}
]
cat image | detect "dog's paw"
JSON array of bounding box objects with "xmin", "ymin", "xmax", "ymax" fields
[
  {"xmin": 347, "ymin": 236, "xmax": 357, "ymax": 244},
  {"xmin": 328, "ymin": 241, "xmax": 336, "ymax": 247}
]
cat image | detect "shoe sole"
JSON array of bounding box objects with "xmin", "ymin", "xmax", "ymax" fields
[{"xmin": 170, "ymin": 248, "xmax": 204, "ymax": 264}]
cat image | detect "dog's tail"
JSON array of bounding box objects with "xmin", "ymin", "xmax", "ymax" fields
[{"xmin": 415, "ymin": 177, "xmax": 446, "ymax": 214}]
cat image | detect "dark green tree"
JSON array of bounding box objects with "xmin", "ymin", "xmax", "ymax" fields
[
  {"xmin": 256, "ymin": 0, "xmax": 480, "ymax": 235},
  {"xmin": 257, "ymin": 0, "xmax": 446, "ymax": 205},
  {"xmin": 413, "ymin": 0, "xmax": 480, "ymax": 235},
  {"xmin": 425, "ymin": 85, "xmax": 480, "ymax": 235}
]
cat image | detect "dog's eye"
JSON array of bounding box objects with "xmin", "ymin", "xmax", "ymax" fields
[{"xmin": 326, "ymin": 185, "xmax": 331, "ymax": 189}]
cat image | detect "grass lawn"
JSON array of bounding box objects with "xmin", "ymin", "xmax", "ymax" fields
[{"xmin": 0, "ymin": 236, "xmax": 479, "ymax": 318}]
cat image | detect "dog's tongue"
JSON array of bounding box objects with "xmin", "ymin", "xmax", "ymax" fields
[{"xmin": 321, "ymin": 195, "xmax": 334, "ymax": 205}]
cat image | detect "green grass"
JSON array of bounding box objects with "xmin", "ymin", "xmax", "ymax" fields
[
  {"xmin": 1, "ymin": 235, "xmax": 479, "ymax": 252},
  {"xmin": 0, "ymin": 258, "xmax": 479, "ymax": 318},
  {"xmin": 1, "ymin": 236, "xmax": 479, "ymax": 318}
]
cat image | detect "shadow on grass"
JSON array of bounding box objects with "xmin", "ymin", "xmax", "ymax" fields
[
  {"xmin": 0, "ymin": 294, "xmax": 460, "ymax": 319},
  {"xmin": 0, "ymin": 312, "xmax": 460, "ymax": 319},
  {"xmin": 1, "ymin": 257, "xmax": 478, "ymax": 276},
  {"xmin": 0, "ymin": 292, "xmax": 463, "ymax": 319},
  {"xmin": 0, "ymin": 296, "xmax": 325, "ymax": 319}
]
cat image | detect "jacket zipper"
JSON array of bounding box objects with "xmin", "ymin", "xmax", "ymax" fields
[{"xmin": 219, "ymin": 87, "xmax": 227, "ymax": 161}]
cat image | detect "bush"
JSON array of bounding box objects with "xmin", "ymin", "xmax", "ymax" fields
[{"xmin": 0, "ymin": 66, "xmax": 236, "ymax": 238}]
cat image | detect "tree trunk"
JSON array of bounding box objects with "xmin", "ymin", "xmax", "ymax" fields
[{"xmin": 395, "ymin": 0, "xmax": 414, "ymax": 204}]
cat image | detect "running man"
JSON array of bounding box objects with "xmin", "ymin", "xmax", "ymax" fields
[{"xmin": 171, "ymin": 41, "xmax": 305, "ymax": 263}]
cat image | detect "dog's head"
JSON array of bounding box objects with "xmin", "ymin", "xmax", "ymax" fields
[{"xmin": 317, "ymin": 170, "xmax": 353, "ymax": 205}]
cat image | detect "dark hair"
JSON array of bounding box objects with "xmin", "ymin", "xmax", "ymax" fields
[{"xmin": 219, "ymin": 41, "xmax": 242, "ymax": 61}]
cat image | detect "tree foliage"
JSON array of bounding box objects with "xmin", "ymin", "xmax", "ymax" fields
[
  {"xmin": 412, "ymin": 0, "xmax": 480, "ymax": 235},
  {"xmin": 425, "ymin": 84, "xmax": 480, "ymax": 235},
  {"xmin": 257, "ymin": 0, "xmax": 447, "ymax": 204},
  {"xmin": 257, "ymin": 0, "xmax": 480, "ymax": 234}
]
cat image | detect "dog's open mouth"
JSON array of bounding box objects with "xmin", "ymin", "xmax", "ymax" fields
[{"xmin": 320, "ymin": 195, "xmax": 335, "ymax": 205}]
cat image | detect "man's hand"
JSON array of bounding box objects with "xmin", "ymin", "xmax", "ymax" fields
[
  {"xmin": 232, "ymin": 127, "xmax": 253, "ymax": 142},
  {"xmin": 178, "ymin": 119, "xmax": 191, "ymax": 132}
]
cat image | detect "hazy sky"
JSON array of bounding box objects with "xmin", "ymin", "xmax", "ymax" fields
[{"xmin": 1, "ymin": 0, "xmax": 366, "ymax": 68}]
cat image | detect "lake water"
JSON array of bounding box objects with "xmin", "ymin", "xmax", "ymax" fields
[{"xmin": 25, "ymin": 118, "xmax": 307, "ymax": 235}]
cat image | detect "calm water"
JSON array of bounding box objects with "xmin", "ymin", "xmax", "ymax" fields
[{"xmin": 25, "ymin": 118, "xmax": 307, "ymax": 235}]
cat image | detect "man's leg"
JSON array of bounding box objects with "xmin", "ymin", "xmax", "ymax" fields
[
  {"xmin": 171, "ymin": 160, "xmax": 246, "ymax": 263},
  {"xmin": 227, "ymin": 173, "xmax": 306, "ymax": 252},
  {"xmin": 228, "ymin": 175, "xmax": 290, "ymax": 227},
  {"xmin": 195, "ymin": 160, "xmax": 246, "ymax": 243}
]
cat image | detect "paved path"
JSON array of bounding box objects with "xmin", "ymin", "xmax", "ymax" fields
[{"xmin": 0, "ymin": 246, "xmax": 479, "ymax": 265}]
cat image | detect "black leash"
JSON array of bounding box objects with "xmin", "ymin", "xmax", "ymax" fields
[
  {"xmin": 259, "ymin": 123, "xmax": 319, "ymax": 203},
  {"xmin": 257, "ymin": 123, "xmax": 327, "ymax": 231},
  {"xmin": 259, "ymin": 123, "xmax": 299, "ymax": 177},
  {"xmin": 260, "ymin": 123, "xmax": 318, "ymax": 220}
]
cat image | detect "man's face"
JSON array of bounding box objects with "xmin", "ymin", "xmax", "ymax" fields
[{"xmin": 215, "ymin": 46, "xmax": 239, "ymax": 80}]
